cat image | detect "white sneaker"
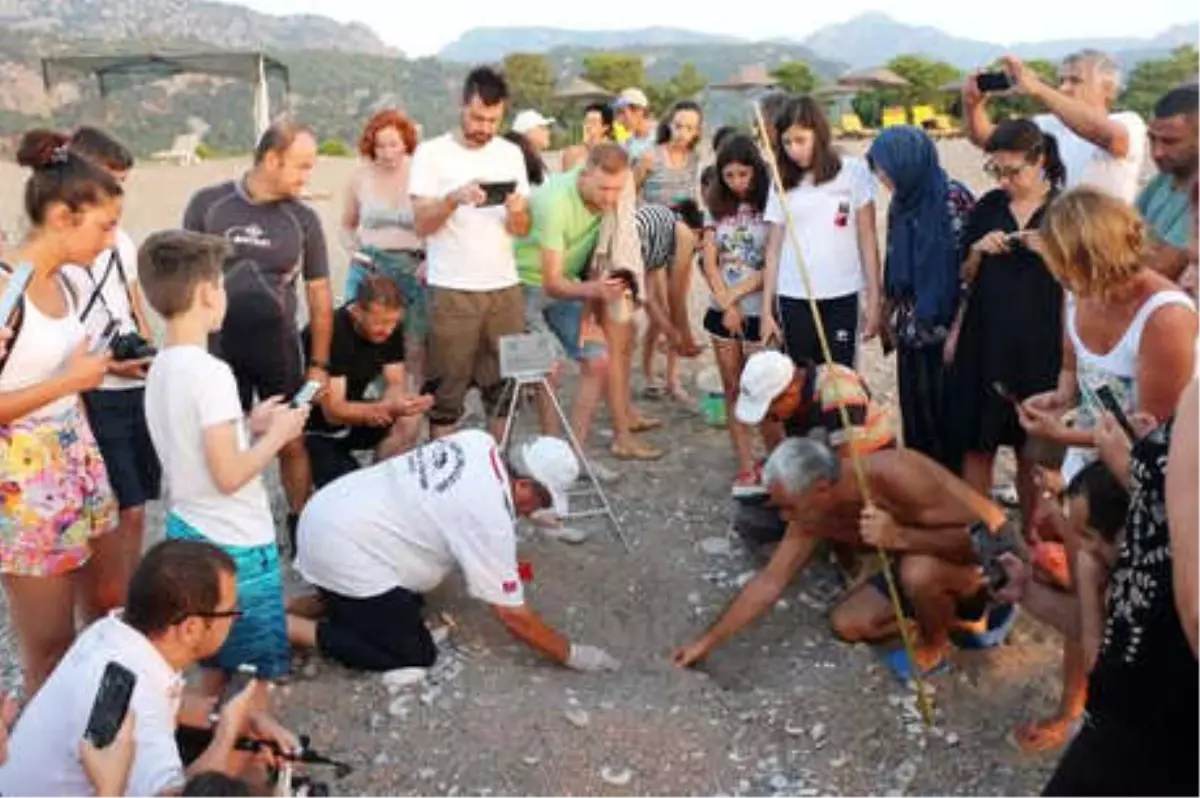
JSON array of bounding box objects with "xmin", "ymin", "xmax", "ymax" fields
[
  {"xmin": 732, "ymin": 481, "xmax": 768, "ymax": 499},
  {"xmin": 587, "ymin": 461, "xmax": 621, "ymax": 484},
  {"xmin": 543, "ymin": 525, "xmax": 590, "ymax": 544}
]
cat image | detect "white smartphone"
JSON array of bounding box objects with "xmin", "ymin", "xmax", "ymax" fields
[
  {"xmin": 290, "ymin": 380, "xmax": 322, "ymax": 408},
  {"xmin": 0, "ymin": 262, "xmax": 35, "ymax": 324}
]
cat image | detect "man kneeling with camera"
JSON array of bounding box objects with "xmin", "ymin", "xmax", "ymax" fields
[
  {"xmin": 675, "ymin": 437, "xmax": 1017, "ymax": 680},
  {"xmin": 287, "ymin": 431, "xmax": 621, "ymax": 674}
]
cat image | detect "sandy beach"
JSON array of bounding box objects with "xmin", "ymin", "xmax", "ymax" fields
[{"xmin": 0, "ymin": 140, "xmax": 1069, "ymax": 796}]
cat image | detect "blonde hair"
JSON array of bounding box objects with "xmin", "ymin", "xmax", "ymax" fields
[{"xmin": 1040, "ymin": 187, "xmax": 1145, "ymax": 297}]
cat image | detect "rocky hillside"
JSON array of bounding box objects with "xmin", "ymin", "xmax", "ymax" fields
[{"xmin": 0, "ymin": 0, "xmax": 395, "ymax": 55}]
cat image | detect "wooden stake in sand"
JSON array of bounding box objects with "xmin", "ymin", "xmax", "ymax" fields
[{"xmin": 749, "ymin": 101, "xmax": 935, "ymax": 726}]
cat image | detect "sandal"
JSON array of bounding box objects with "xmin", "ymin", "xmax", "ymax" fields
[
  {"xmin": 629, "ymin": 415, "xmax": 663, "ymax": 433},
  {"xmin": 611, "ymin": 439, "xmax": 665, "ymax": 461},
  {"xmin": 667, "ymin": 383, "xmax": 697, "ymax": 407},
  {"xmin": 642, "ymin": 382, "xmax": 667, "ymax": 400}
]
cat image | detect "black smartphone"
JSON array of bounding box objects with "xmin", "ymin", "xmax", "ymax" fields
[
  {"xmin": 84, "ymin": 661, "xmax": 137, "ymax": 748},
  {"xmin": 214, "ymin": 664, "xmax": 257, "ymax": 717},
  {"xmin": 1095, "ymin": 385, "xmax": 1139, "ymax": 440},
  {"xmin": 419, "ymin": 377, "xmax": 442, "ymax": 396},
  {"xmin": 479, "ymin": 180, "xmax": 517, "ymax": 207},
  {"xmin": 976, "ymin": 71, "xmax": 1013, "ymax": 93}
]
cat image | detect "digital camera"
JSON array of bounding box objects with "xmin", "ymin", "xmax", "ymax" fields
[{"xmin": 110, "ymin": 332, "xmax": 157, "ymax": 362}]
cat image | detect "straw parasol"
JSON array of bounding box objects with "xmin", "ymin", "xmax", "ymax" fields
[
  {"xmin": 835, "ymin": 67, "xmax": 910, "ymax": 90},
  {"xmin": 553, "ymin": 76, "xmax": 613, "ymax": 102},
  {"xmin": 711, "ymin": 64, "xmax": 778, "ymax": 91}
]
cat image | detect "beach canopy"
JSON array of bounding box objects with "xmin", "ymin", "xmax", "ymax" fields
[
  {"xmin": 41, "ymin": 51, "xmax": 290, "ymax": 144},
  {"xmin": 553, "ymin": 77, "xmax": 613, "ymax": 102}
]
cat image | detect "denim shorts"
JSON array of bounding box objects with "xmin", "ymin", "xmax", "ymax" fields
[{"xmin": 523, "ymin": 286, "xmax": 607, "ymax": 363}]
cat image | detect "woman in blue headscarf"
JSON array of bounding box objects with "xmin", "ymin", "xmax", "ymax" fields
[{"xmin": 867, "ymin": 126, "xmax": 975, "ymax": 469}]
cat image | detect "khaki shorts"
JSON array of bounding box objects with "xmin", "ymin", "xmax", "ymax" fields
[{"xmin": 427, "ymin": 285, "xmax": 525, "ymax": 426}]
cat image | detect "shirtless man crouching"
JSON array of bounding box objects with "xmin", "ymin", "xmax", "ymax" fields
[{"xmin": 674, "ymin": 437, "xmax": 1013, "ymax": 678}]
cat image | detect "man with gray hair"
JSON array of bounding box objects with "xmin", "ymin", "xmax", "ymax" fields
[
  {"xmin": 963, "ymin": 50, "xmax": 1147, "ymax": 202},
  {"xmin": 673, "ymin": 437, "xmax": 1011, "ymax": 680}
]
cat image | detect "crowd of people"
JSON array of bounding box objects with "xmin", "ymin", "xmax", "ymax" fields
[{"xmin": 0, "ymin": 48, "xmax": 1196, "ymax": 795}]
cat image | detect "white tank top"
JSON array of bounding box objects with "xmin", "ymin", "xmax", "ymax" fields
[
  {"xmin": 1062, "ymin": 288, "xmax": 1196, "ymax": 480},
  {"xmin": 0, "ymin": 278, "xmax": 86, "ymax": 423}
]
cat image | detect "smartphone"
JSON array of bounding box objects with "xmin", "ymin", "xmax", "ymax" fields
[
  {"xmin": 976, "ymin": 71, "xmax": 1013, "ymax": 93},
  {"xmin": 215, "ymin": 663, "xmax": 257, "ymax": 715},
  {"xmin": 419, "ymin": 376, "xmax": 442, "ymax": 396},
  {"xmin": 291, "ymin": 380, "xmax": 322, "ymax": 408},
  {"xmin": 1095, "ymin": 385, "xmax": 1139, "ymax": 440},
  {"xmin": 992, "ymin": 381, "xmax": 1020, "ymax": 407},
  {"xmin": 83, "ymin": 661, "xmax": 137, "ymax": 748},
  {"xmin": 478, "ymin": 180, "xmax": 517, "ymax": 207},
  {"xmin": 90, "ymin": 319, "xmax": 120, "ymax": 355},
  {"xmin": 0, "ymin": 262, "xmax": 34, "ymax": 325}
]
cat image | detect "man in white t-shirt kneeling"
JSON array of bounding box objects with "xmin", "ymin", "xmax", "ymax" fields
[
  {"xmin": 964, "ymin": 49, "xmax": 1146, "ymax": 202},
  {"xmin": 0, "ymin": 540, "xmax": 297, "ymax": 797},
  {"xmin": 287, "ymin": 430, "xmax": 621, "ymax": 674}
]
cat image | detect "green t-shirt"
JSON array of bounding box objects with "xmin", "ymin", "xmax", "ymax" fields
[
  {"xmin": 515, "ymin": 166, "xmax": 601, "ymax": 287},
  {"xmin": 1136, "ymin": 173, "xmax": 1192, "ymax": 248}
]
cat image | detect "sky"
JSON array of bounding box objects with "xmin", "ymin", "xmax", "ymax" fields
[{"xmin": 238, "ymin": 0, "xmax": 1198, "ymax": 57}]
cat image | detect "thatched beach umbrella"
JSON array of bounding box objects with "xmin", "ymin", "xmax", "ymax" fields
[
  {"xmin": 553, "ymin": 77, "xmax": 613, "ymax": 103},
  {"xmin": 836, "ymin": 67, "xmax": 911, "ymax": 90}
]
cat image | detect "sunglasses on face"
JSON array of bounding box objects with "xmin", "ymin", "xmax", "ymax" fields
[{"xmin": 984, "ymin": 162, "xmax": 1028, "ymax": 180}]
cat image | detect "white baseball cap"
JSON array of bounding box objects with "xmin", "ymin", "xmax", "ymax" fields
[
  {"xmin": 512, "ymin": 109, "xmax": 555, "ymax": 134},
  {"xmin": 517, "ymin": 436, "xmax": 580, "ymax": 516},
  {"xmin": 735, "ymin": 351, "xmax": 797, "ymax": 425},
  {"xmin": 614, "ymin": 88, "xmax": 650, "ymax": 109}
]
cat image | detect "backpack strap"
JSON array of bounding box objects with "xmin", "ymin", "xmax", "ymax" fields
[{"xmin": 0, "ymin": 262, "xmax": 26, "ymax": 379}]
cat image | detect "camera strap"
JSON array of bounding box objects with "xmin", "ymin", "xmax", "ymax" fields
[{"xmin": 80, "ymin": 247, "xmax": 136, "ymax": 325}]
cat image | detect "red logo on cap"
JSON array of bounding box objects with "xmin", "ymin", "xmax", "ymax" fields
[{"xmin": 502, "ymin": 580, "xmax": 519, "ymax": 593}]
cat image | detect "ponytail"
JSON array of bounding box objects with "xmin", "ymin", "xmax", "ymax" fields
[
  {"xmin": 15, "ymin": 128, "xmax": 122, "ymax": 226},
  {"xmin": 1040, "ymin": 132, "xmax": 1066, "ymax": 190}
]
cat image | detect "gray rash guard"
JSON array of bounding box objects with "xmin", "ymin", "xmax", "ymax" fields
[{"xmin": 183, "ymin": 177, "xmax": 329, "ymax": 331}]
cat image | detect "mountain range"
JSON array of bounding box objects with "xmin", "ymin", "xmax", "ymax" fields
[
  {"xmin": 439, "ymin": 13, "xmax": 1198, "ymax": 72},
  {"xmin": 0, "ymin": 2, "xmax": 1194, "ymax": 158}
]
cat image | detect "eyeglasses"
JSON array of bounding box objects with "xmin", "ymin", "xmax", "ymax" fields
[
  {"xmin": 173, "ymin": 607, "xmax": 243, "ymax": 625},
  {"xmin": 984, "ymin": 162, "xmax": 1027, "ymax": 180}
]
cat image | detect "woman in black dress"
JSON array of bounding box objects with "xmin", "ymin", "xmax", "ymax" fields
[{"xmin": 949, "ymin": 119, "xmax": 1066, "ymax": 526}]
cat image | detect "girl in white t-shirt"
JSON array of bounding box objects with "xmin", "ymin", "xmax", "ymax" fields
[
  {"xmin": 0, "ymin": 130, "xmax": 123, "ymax": 697},
  {"xmin": 761, "ymin": 97, "xmax": 882, "ymax": 369}
]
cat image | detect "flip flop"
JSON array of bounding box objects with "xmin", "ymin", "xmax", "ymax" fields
[
  {"xmin": 952, "ymin": 603, "xmax": 1020, "ymax": 650},
  {"xmin": 883, "ymin": 646, "xmax": 952, "ymax": 684},
  {"xmin": 642, "ymin": 383, "xmax": 667, "ymax": 400},
  {"xmin": 611, "ymin": 440, "xmax": 665, "ymax": 461}
]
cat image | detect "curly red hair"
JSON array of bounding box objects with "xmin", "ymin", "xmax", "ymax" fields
[{"xmin": 358, "ymin": 109, "xmax": 418, "ymax": 159}]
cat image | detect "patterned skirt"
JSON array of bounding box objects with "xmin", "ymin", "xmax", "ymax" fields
[{"xmin": 0, "ymin": 403, "xmax": 117, "ymax": 577}]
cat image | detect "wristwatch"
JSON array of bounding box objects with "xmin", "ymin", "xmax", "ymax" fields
[{"xmin": 307, "ymin": 359, "xmax": 329, "ymax": 371}]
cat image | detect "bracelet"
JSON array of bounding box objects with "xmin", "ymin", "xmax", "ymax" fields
[{"xmin": 307, "ymin": 359, "xmax": 328, "ymax": 371}]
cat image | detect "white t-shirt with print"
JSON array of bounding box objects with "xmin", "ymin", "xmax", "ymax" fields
[
  {"xmin": 1035, "ymin": 112, "xmax": 1147, "ymax": 203},
  {"xmin": 62, "ymin": 228, "xmax": 143, "ymax": 391},
  {"xmin": 296, "ymin": 429, "xmax": 525, "ymax": 606},
  {"xmin": 144, "ymin": 345, "xmax": 274, "ymax": 547},
  {"xmin": 0, "ymin": 615, "xmax": 187, "ymax": 797},
  {"xmin": 764, "ymin": 155, "xmax": 876, "ymax": 301},
  {"xmin": 407, "ymin": 133, "xmax": 531, "ymax": 292}
]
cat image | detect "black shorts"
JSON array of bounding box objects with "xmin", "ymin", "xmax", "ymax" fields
[
  {"xmin": 315, "ymin": 585, "xmax": 436, "ymax": 672},
  {"xmin": 778, "ymin": 293, "xmax": 859, "ymax": 368},
  {"xmin": 305, "ymin": 428, "xmax": 388, "ymax": 490},
  {"xmin": 703, "ymin": 308, "xmax": 763, "ymax": 342},
  {"xmin": 868, "ymin": 555, "xmax": 990, "ymax": 623},
  {"xmin": 210, "ymin": 323, "xmax": 305, "ymax": 412},
  {"xmin": 81, "ymin": 387, "xmax": 161, "ymax": 509}
]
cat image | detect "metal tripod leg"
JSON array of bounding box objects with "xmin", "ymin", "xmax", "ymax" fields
[
  {"xmin": 534, "ymin": 377, "xmax": 631, "ymax": 551},
  {"xmin": 498, "ymin": 375, "xmax": 630, "ymax": 551}
]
